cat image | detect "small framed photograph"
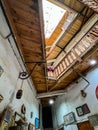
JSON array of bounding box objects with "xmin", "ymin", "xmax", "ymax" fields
[
  {"xmin": 35, "ymin": 118, "xmax": 39, "ymax": 129},
  {"xmin": 63, "ymin": 112, "xmax": 76, "ymax": 125},
  {"xmin": 76, "ymin": 106, "xmax": 84, "ymax": 116},
  {"xmin": 28, "ymin": 123, "xmax": 33, "ymax": 130},
  {"xmin": 3, "ymin": 106, "xmax": 13, "ymax": 123},
  {"xmin": 82, "ymin": 103, "xmax": 90, "ymax": 114}
]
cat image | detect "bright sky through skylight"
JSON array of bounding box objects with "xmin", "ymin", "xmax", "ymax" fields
[{"xmin": 42, "ymin": 0, "xmax": 66, "ymax": 39}]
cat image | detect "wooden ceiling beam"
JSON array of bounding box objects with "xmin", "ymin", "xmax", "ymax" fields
[
  {"xmin": 48, "ymin": 21, "xmax": 98, "ymax": 91},
  {"xmin": 55, "ymin": 7, "xmax": 91, "ymax": 59},
  {"xmin": 38, "ymin": 0, "xmax": 48, "ymax": 91},
  {"xmin": 36, "ymin": 90, "xmax": 67, "ymax": 98},
  {"xmin": 78, "ymin": 0, "xmax": 98, "ymax": 13},
  {"xmin": 47, "ymin": 59, "xmax": 56, "ymax": 64},
  {"xmin": 49, "ymin": 47, "xmax": 98, "ymax": 92},
  {"xmin": 47, "ymin": 6, "xmax": 85, "ymax": 59},
  {"xmin": 53, "ymin": 14, "xmax": 98, "ymax": 68},
  {"xmin": 48, "ymin": 0, "xmax": 82, "ymax": 13}
]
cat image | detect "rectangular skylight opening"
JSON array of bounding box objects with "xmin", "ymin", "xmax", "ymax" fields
[{"xmin": 42, "ymin": 0, "xmax": 66, "ymax": 39}]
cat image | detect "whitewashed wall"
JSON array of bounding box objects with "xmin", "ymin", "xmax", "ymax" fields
[
  {"xmin": 52, "ymin": 67, "xmax": 98, "ymax": 130},
  {"xmin": 0, "ymin": 6, "xmax": 39, "ymax": 127}
]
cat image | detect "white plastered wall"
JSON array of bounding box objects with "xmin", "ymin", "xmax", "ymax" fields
[
  {"xmin": 52, "ymin": 67, "xmax": 98, "ymax": 130},
  {"xmin": 0, "ymin": 6, "xmax": 39, "ymax": 128}
]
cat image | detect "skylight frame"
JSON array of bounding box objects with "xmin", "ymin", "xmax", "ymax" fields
[{"xmin": 42, "ymin": 0, "xmax": 66, "ymax": 39}]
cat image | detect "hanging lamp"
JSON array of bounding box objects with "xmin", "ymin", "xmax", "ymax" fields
[{"xmin": 16, "ymin": 80, "xmax": 24, "ymax": 99}]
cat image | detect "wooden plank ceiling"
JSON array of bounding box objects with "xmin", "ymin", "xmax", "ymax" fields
[
  {"xmin": 1, "ymin": 0, "xmax": 98, "ymax": 106},
  {"xmin": 1, "ymin": 0, "xmax": 48, "ymax": 93}
]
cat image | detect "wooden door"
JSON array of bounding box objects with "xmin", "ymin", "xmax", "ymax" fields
[{"xmin": 77, "ymin": 121, "xmax": 94, "ymax": 130}]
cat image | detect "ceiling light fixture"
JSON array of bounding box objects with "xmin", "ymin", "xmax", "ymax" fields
[
  {"xmin": 49, "ymin": 99, "xmax": 54, "ymax": 105},
  {"xmin": 89, "ymin": 59, "xmax": 97, "ymax": 65}
]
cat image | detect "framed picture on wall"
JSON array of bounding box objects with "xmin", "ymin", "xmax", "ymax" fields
[
  {"xmin": 3, "ymin": 106, "xmax": 13, "ymax": 123},
  {"xmin": 82, "ymin": 104, "xmax": 90, "ymax": 114},
  {"xmin": 88, "ymin": 114, "xmax": 98, "ymax": 127},
  {"xmin": 63, "ymin": 112, "xmax": 76, "ymax": 125},
  {"xmin": 76, "ymin": 106, "xmax": 84, "ymax": 116},
  {"xmin": 35, "ymin": 118, "xmax": 39, "ymax": 129},
  {"xmin": 28, "ymin": 123, "xmax": 33, "ymax": 130}
]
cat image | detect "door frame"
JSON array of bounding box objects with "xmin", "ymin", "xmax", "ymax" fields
[{"xmin": 77, "ymin": 120, "xmax": 94, "ymax": 130}]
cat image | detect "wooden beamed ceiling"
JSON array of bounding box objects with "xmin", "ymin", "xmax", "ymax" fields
[
  {"xmin": 1, "ymin": 0, "xmax": 48, "ymax": 93},
  {"xmin": 78, "ymin": 0, "xmax": 98, "ymax": 13},
  {"xmin": 1, "ymin": 0, "xmax": 98, "ymax": 106}
]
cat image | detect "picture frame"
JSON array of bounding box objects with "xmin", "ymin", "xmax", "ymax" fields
[
  {"xmin": 3, "ymin": 106, "xmax": 13, "ymax": 123},
  {"xmin": 88, "ymin": 114, "xmax": 98, "ymax": 127},
  {"xmin": 0, "ymin": 94, "xmax": 3, "ymax": 103},
  {"xmin": 35, "ymin": 118, "xmax": 39, "ymax": 129},
  {"xmin": 63, "ymin": 112, "xmax": 76, "ymax": 125},
  {"xmin": 76, "ymin": 106, "xmax": 84, "ymax": 116},
  {"xmin": 82, "ymin": 103, "xmax": 90, "ymax": 114},
  {"xmin": 28, "ymin": 123, "xmax": 33, "ymax": 130}
]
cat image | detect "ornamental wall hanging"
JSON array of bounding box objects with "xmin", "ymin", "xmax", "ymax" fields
[
  {"xmin": 21, "ymin": 104, "xmax": 26, "ymax": 115},
  {"xmin": 95, "ymin": 86, "xmax": 98, "ymax": 99}
]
